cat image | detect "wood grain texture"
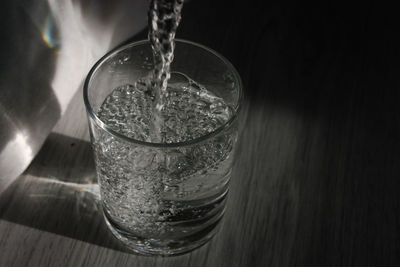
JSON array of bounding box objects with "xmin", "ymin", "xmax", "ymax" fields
[{"xmin": 1, "ymin": 0, "xmax": 400, "ymax": 266}]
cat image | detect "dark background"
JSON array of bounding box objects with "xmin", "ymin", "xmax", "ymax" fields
[{"xmin": 173, "ymin": 1, "xmax": 400, "ymax": 265}]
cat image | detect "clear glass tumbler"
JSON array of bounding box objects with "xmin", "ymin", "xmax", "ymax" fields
[{"xmin": 84, "ymin": 39, "xmax": 242, "ymax": 255}]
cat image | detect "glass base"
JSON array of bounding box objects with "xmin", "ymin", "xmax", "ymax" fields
[{"xmin": 103, "ymin": 211, "xmax": 222, "ymax": 256}]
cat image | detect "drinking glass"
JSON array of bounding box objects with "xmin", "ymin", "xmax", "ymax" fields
[{"xmin": 84, "ymin": 39, "xmax": 242, "ymax": 255}]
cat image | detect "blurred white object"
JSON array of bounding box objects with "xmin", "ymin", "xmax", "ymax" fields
[
  {"xmin": 48, "ymin": 0, "xmax": 148, "ymax": 113},
  {"xmin": 0, "ymin": 0, "xmax": 148, "ymax": 193}
]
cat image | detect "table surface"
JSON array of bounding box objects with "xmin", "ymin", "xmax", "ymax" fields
[{"xmin": 1, "ymin": 1, "xmax": 400, "ymax": 266}]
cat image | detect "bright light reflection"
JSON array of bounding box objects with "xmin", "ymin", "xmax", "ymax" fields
[
  {"xmin": 42, "ymin": 14, "xmax": 59, "ymax": 49},
  {"xmin": 0, "ymin": 132, "xmax": 33, "ymax": 193},
  {"xmin": 31, "ymin": 176, "xmax": 100, "ymax": 198},
  {"xmin": 26, "ymin": 176, "xmax": 100, "ymax": 215}
]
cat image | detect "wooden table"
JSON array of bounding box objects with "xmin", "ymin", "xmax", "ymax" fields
[{"xmin": 1, "ymin": 1, "xmax": 399, "ymax": 266}]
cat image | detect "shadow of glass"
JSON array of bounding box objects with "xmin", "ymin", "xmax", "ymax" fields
[{"xmin": 0, "ymin": 133, "xmax": 130, "ymax": 253}]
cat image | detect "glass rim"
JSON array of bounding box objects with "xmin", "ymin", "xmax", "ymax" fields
[{"xmin": 83, "ymin": 39, "xmax": 243, "ymax": 148}]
